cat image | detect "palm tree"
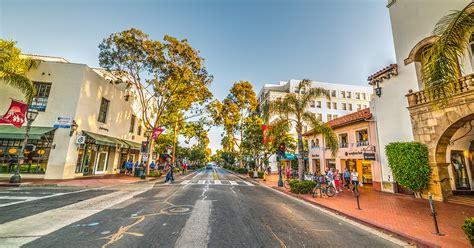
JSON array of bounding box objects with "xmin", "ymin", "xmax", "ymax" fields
[
  {"xmin": 269, "ymin": 79, "xmax": 338, "ymax": 181},
  {"xmin": 421, "ymin": 2, "xmax": 474, "ymax": 104},
  {"xmin": 0, "ymin": 40, "xmax": 37, "ymax": 101}
]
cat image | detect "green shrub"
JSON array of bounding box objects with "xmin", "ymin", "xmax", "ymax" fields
[
  {"xmin": 236, "ymin": 168, "xmax": 248, "ymax": 174},
  {"xmin": 248, "ymin": 171, "xmax": 253, "ymax": 177},
  {"xmin": 258, "ymin": 171, "xmax": 264, "ymax": 178},
  {"xmin": 462, "ymin": 217, "xmax": 474, "ymax": 246},
  {"xmin": 289, "ymin": 180, "xmax": 316, "ymax": 194},
  {"xmin": 148, "ymin": 170, "xmax": 162, "ymax": 177},
  {"xmin": 385, "ymin": 142, "xmax": 431, "ymax": 197}
]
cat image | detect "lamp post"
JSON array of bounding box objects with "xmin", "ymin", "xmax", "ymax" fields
[
  {"xmin": 10, "ymin": 108, "xmax": 39, "ymax": 183},
  {"xmin": 69, "ymin": 120, "xmax": 78, "ymax": 136}
]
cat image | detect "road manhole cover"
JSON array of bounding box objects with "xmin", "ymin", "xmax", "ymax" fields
[{"xmin": 163, "ymin": 206, "xmax": 192, "ymax": 214}]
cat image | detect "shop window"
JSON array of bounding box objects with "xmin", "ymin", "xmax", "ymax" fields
[
  {"xmin": 315, "ymin": 139, "xmax": 320, "ymax": 147},
  {"xmin": 30, "ymin": 82, "xmax": 52, "ymax": 112},
  {"xmin": 339, "ymin": 133, "xmax": 348, "ymax": 148},
  {"xmin": 98, "ymin": 98, "xmax": 110, "ymax": 123},
  {"xmin": 316, "ymin": 101, "xmax": 321, "ymax": 108},
  {"xmin": 130, "ymin": 115, "xmax": 136, "ymax": 133},
  {"xmin": 137, "ymin": 120, "xmax": 142, "ymax": 135},
  {"xmin": 356, "ymin": 129, "xmax": 369, "ymax": 146}
]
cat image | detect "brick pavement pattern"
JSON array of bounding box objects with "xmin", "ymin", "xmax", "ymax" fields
[{"xmin": 260, "ymin": 174, "xmax": 474, "ymax": 248}]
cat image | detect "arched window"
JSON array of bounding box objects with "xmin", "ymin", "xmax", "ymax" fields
[
  {"xmin": 315, "ymin": 139, "xmax": 320, "ymax": 148},
  {"xmin": 310, "ymin": 140, "xmax": 316, "ymax": 148}
]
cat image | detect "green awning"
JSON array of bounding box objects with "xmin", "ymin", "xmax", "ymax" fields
[
  {"xmin": 83, "ymin": 131, "xmax": 123, "ymax": 147},
  {"xmin": 121, "ymin": 139, "xmax": 141, "ymax": 150},
  {"xmin": 0, "ymin": 125, "xmax": 56, "ymax": 140}
]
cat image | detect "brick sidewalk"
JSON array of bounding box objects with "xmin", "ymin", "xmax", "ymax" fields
[{"xmin": 259, "ymin": 174, "xmax": 473, "ymax": 248}]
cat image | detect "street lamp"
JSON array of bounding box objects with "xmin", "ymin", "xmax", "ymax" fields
[
  {"xmin": 69, "ymin": 120, "xmax": 78, "ymax": 137},
  {"xmin": 10, "ymin": 108, "xmax": 39, "ymax": 183}
]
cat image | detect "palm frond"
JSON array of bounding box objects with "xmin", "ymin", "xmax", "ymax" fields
[
  {"xmin": 422, "ymin": 3, "xmax": 474, "ymax": 105},
  {"xmin": 1, "ymin": 71, "xmax": 36, "ymax": 100},
  {"xmin": 303, "ymin": 112, "xmax": 338, "ymax": 156}
]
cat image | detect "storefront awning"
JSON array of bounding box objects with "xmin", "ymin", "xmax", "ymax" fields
[
  {"xmin": 121, "ymin": 139, "xmax": 141, "ymax": 150},
  {"xmin": 83, "ymin": 131, "xmax": 124, "ymax": 147},
  {"xmin": 0, "ymin": 125, "xmax": 56, "ymax": 140}
]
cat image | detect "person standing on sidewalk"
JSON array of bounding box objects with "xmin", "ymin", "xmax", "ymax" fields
[
  {"xmin": 326, "ymin": 168, "xmax": 335, "ymax": 188},
  {"xmin": 351, "ymin": 168, "xmax": 359, "ymax": 193},
  {"xmin": 334, "ymin": 169, "xmax": 342, "ymax": 193},
  {"xmin": 343, "ymin": 168, "xmax": 351, "ymax": 190}
]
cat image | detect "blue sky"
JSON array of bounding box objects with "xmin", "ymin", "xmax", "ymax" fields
[{"xmin": 1, "ymin": 0, "xmax": 395, "ymax": 152}]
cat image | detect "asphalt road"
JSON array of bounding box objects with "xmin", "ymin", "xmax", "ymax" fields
[{"xmin": 0, "ymin": 168, "xmax": 407, "ymax": 248}]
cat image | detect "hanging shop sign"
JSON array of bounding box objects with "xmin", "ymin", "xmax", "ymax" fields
[
  {"xmin": 363, "ymin": 153, "xmax": 376, "ymax": 160},
  {"xmin": 345, "ymin": 151, "xmax": 363, "ymax": 156},
  {"xmin": 76, "ymin": 135, "xmax": 86, "ymax": 144},
  {"xmin": 151, "ymin": 128, "xmax": 165, "ymax": 140},
  {"xmin": 53, "ymin": 116, "xmax": 72, "ymax": 128}
]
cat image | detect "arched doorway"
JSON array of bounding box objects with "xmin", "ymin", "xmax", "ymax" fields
[{"xmin": 435, "ymin": 114, "xmax": 474, "ymax": 197}]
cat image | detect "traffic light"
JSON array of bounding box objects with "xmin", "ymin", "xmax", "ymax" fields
[
  {"xmin": 141, "ymin": 141, "xmax": 149, "ymax": 153},
  {"xmin": 278, "ymin": 143, "xmax": 286, "ymax": 157}
]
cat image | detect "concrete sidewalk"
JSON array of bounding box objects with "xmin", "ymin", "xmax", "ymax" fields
[
  {"xmin": 0, "ymin": 174, "xmax": 159, "ymax": 187},
  {"xmin": 256, "ymin": 174, "xmax": 473, "ymax": 248}
]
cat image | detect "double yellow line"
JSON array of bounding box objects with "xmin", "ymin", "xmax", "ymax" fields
[{"xmin": 213, "ymin": 169, "xmax": 219, "ymax": 180}]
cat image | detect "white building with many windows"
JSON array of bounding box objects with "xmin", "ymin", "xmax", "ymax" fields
[
  {"xmin": 257, "ymin": 79, "xmax": 372, "ymax": 171},
  {"xmin": 0, "ymin": 55, "xmax": 155, "ymax": 179}
]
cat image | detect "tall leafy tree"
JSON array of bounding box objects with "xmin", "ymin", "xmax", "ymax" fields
[
  {"xmin": 98, "ymin": 28, "xmax": 212, "ymax": 164},
  {"xmin": 421, "ymin": 2, "xmax": 474, "ymax": 104},
  {"xmin": 0, "ymin": 40, "xmax": 38, "ymax": 101},
  {"xmin": 269, "ymin": 79, "xmax": 338, "ymax": 181}
]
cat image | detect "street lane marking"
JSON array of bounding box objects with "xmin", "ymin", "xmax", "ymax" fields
[
  {"xmin": 198, "ymin": 180, "xmax": 206, "ymax": 184},
  {"xmin": 243, "ymin": 181, "xmax": 254, "ymax": 186},
  {"xmin": 214, "ymin": 180, "xmax": 221, "ymax": 185},
  {"xmin": 229, "ymin": 181, "xmax": 238, "ymax": 185},
  {"xmin": 180, "ymin": 180, "xmax": 190, "ymax": 185}
]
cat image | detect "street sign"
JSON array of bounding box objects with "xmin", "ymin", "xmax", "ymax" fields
[
  {"xmin": 142, "ymin": 153, "xmax": 149, "ymax": 162},
  {"xmin": 76, "ymin": 135, "xmax": 86, "ymax": 144},
  {"xmin": 363, "ymin": 153, "xmax": 376, "ymax": 160},
  {"xmin": 53, "ymin": 116, "xmax": 72, "ymax": 128}
]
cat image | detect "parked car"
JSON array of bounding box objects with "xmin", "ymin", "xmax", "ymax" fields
[{"xmin": 206, "ymin": 164, "xmax": 213, "ymax": 170}]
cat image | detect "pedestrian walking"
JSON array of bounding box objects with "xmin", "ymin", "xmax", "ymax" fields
[
  {"xmin": 182, "ymin": 163, "xmax": 187, "ymax": 175},
  {"xmin": 285, "ymin": 166, "xmax": 291, "ymax": 179},
  {"xmin": 334, "ymin": 169, "xmax": 342, "ymax": 193},
  {"xmin": 343, "ymin": 168, "xmax": 351, "ymax": 190},
  {"xmin": 149, "ymin": 161, "xmax": 156, "ymax": 170},
  {"xmin": 351, "ymin": 168, "xmax": 359, "ymax": 193}
]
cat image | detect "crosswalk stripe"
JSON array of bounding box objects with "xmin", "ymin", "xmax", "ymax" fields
[
  {"xmin": 243, "ymin": 181, "xmax": 254, "ymax": 186},
  {"xmin": 229, "ymin": 181, "xmax": 238, "ymax": 185},
  {"xmin": 180, "ymin": 180, "xmax": 190, "ymax": 185},
  {"xmin": 198, "ymin": 180, "xmax": 206, "ymax": 184},
  {"xmin": 214, "ymin": 180, "xmax": 221, "ymax": 184}
]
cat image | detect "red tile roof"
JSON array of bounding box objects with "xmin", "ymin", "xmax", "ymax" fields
[
  {"xmin": 303, "ymin": 108, "xmax": 372, "ymax": 136},
  {"xmin": 367, "ymin": 64, "xmax": 398, "ymax": 85}
]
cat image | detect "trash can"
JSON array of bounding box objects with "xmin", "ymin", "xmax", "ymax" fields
[{"xmin": 253, "ymin": 171, "xmax": 258, "ymax": 178}]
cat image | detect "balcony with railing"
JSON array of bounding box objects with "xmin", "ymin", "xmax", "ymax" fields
[{"xmin": 406, "ymin": 74, "xmax": 474, "ymax": 107}]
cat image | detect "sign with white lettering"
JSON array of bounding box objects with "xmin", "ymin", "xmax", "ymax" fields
[
  {"xmin": 363, "ymin": 153, "xmax": 376, "ymax": 160},
  {"xmin": 53, "ymin": 116, "xmax": 72, "ymax": 128}
]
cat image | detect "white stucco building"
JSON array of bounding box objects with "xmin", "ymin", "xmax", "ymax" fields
[
  {"xmin": 0, "ymin": 55, "xmax": 155, "ymax": 179},
  {"xmin": 257, "ymin": 79, "xmax": 372, "ymax": 171},
  {"xmin": 369, "ymin": 0, "xmax": 474, "ymax": 195}
]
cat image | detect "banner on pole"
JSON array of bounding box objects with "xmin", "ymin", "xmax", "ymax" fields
[
  {"xmin": 151, "ymin": 128, "xmax": 165, "ymax": 139},
  {"xmin": 262, "ymin": 125, "xmax": 272, "ymax": 144},
  {"xmin": 0, "ymin": 100, "xmax": 28, "ymax": 128}
]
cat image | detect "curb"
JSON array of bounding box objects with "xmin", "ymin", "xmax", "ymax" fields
[{"xmin": 255, "ymin": 179, "xmax": 438, "ymax": 248}]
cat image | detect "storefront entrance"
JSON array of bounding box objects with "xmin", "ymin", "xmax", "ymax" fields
[
  {"xmin": 451, "ymin": 150, "xmax": 472, "ymax": 190},
  {"xmin": 341, "ymin": 159, "xmax": 373, "ymax": 185}
]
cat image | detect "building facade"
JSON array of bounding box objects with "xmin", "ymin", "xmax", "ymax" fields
[
  {"xmin": 304, "ymin": 108, "xmax": 382, "ymax": 191},
  {"xmin": 257, "ymin": 79, "xmax": 372, "ymax": 172},
  {"xmin": 0, "ymin": 55, "xmax": 153, "ymax": 179},
  {"xmin": 369, "ymin": 0, "xmax": 474, "ymax": 200}
]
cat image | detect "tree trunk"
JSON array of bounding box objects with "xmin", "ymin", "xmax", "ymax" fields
[{"xmin": 297, "ymin": 127, "xmax": 305, "ymax": 181}]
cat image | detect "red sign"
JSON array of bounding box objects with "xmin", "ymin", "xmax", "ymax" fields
[
  {"xmin": 0, "ymin": 100, "xmax": 28, "ymax": 128},
  {"xmin": 262, "ymin": 125, "xmax": 272, "ymax": 144},
  {"xmin": 151, "ymin": 128, "xmax": 164, "ymax": 139}
]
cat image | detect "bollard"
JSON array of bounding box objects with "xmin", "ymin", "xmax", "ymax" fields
[
  {"xmin": 355, "ymin": 188, "xmax": 362, "ymax": 210},
  {"xmin": 428, "ymin": 192, "xmax": 444, "ymax": 236}
]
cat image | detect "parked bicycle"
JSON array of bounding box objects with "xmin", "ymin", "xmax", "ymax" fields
[{"xmin": 311, "ymin": 176, "xmax": 336, "ymax": 198}]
